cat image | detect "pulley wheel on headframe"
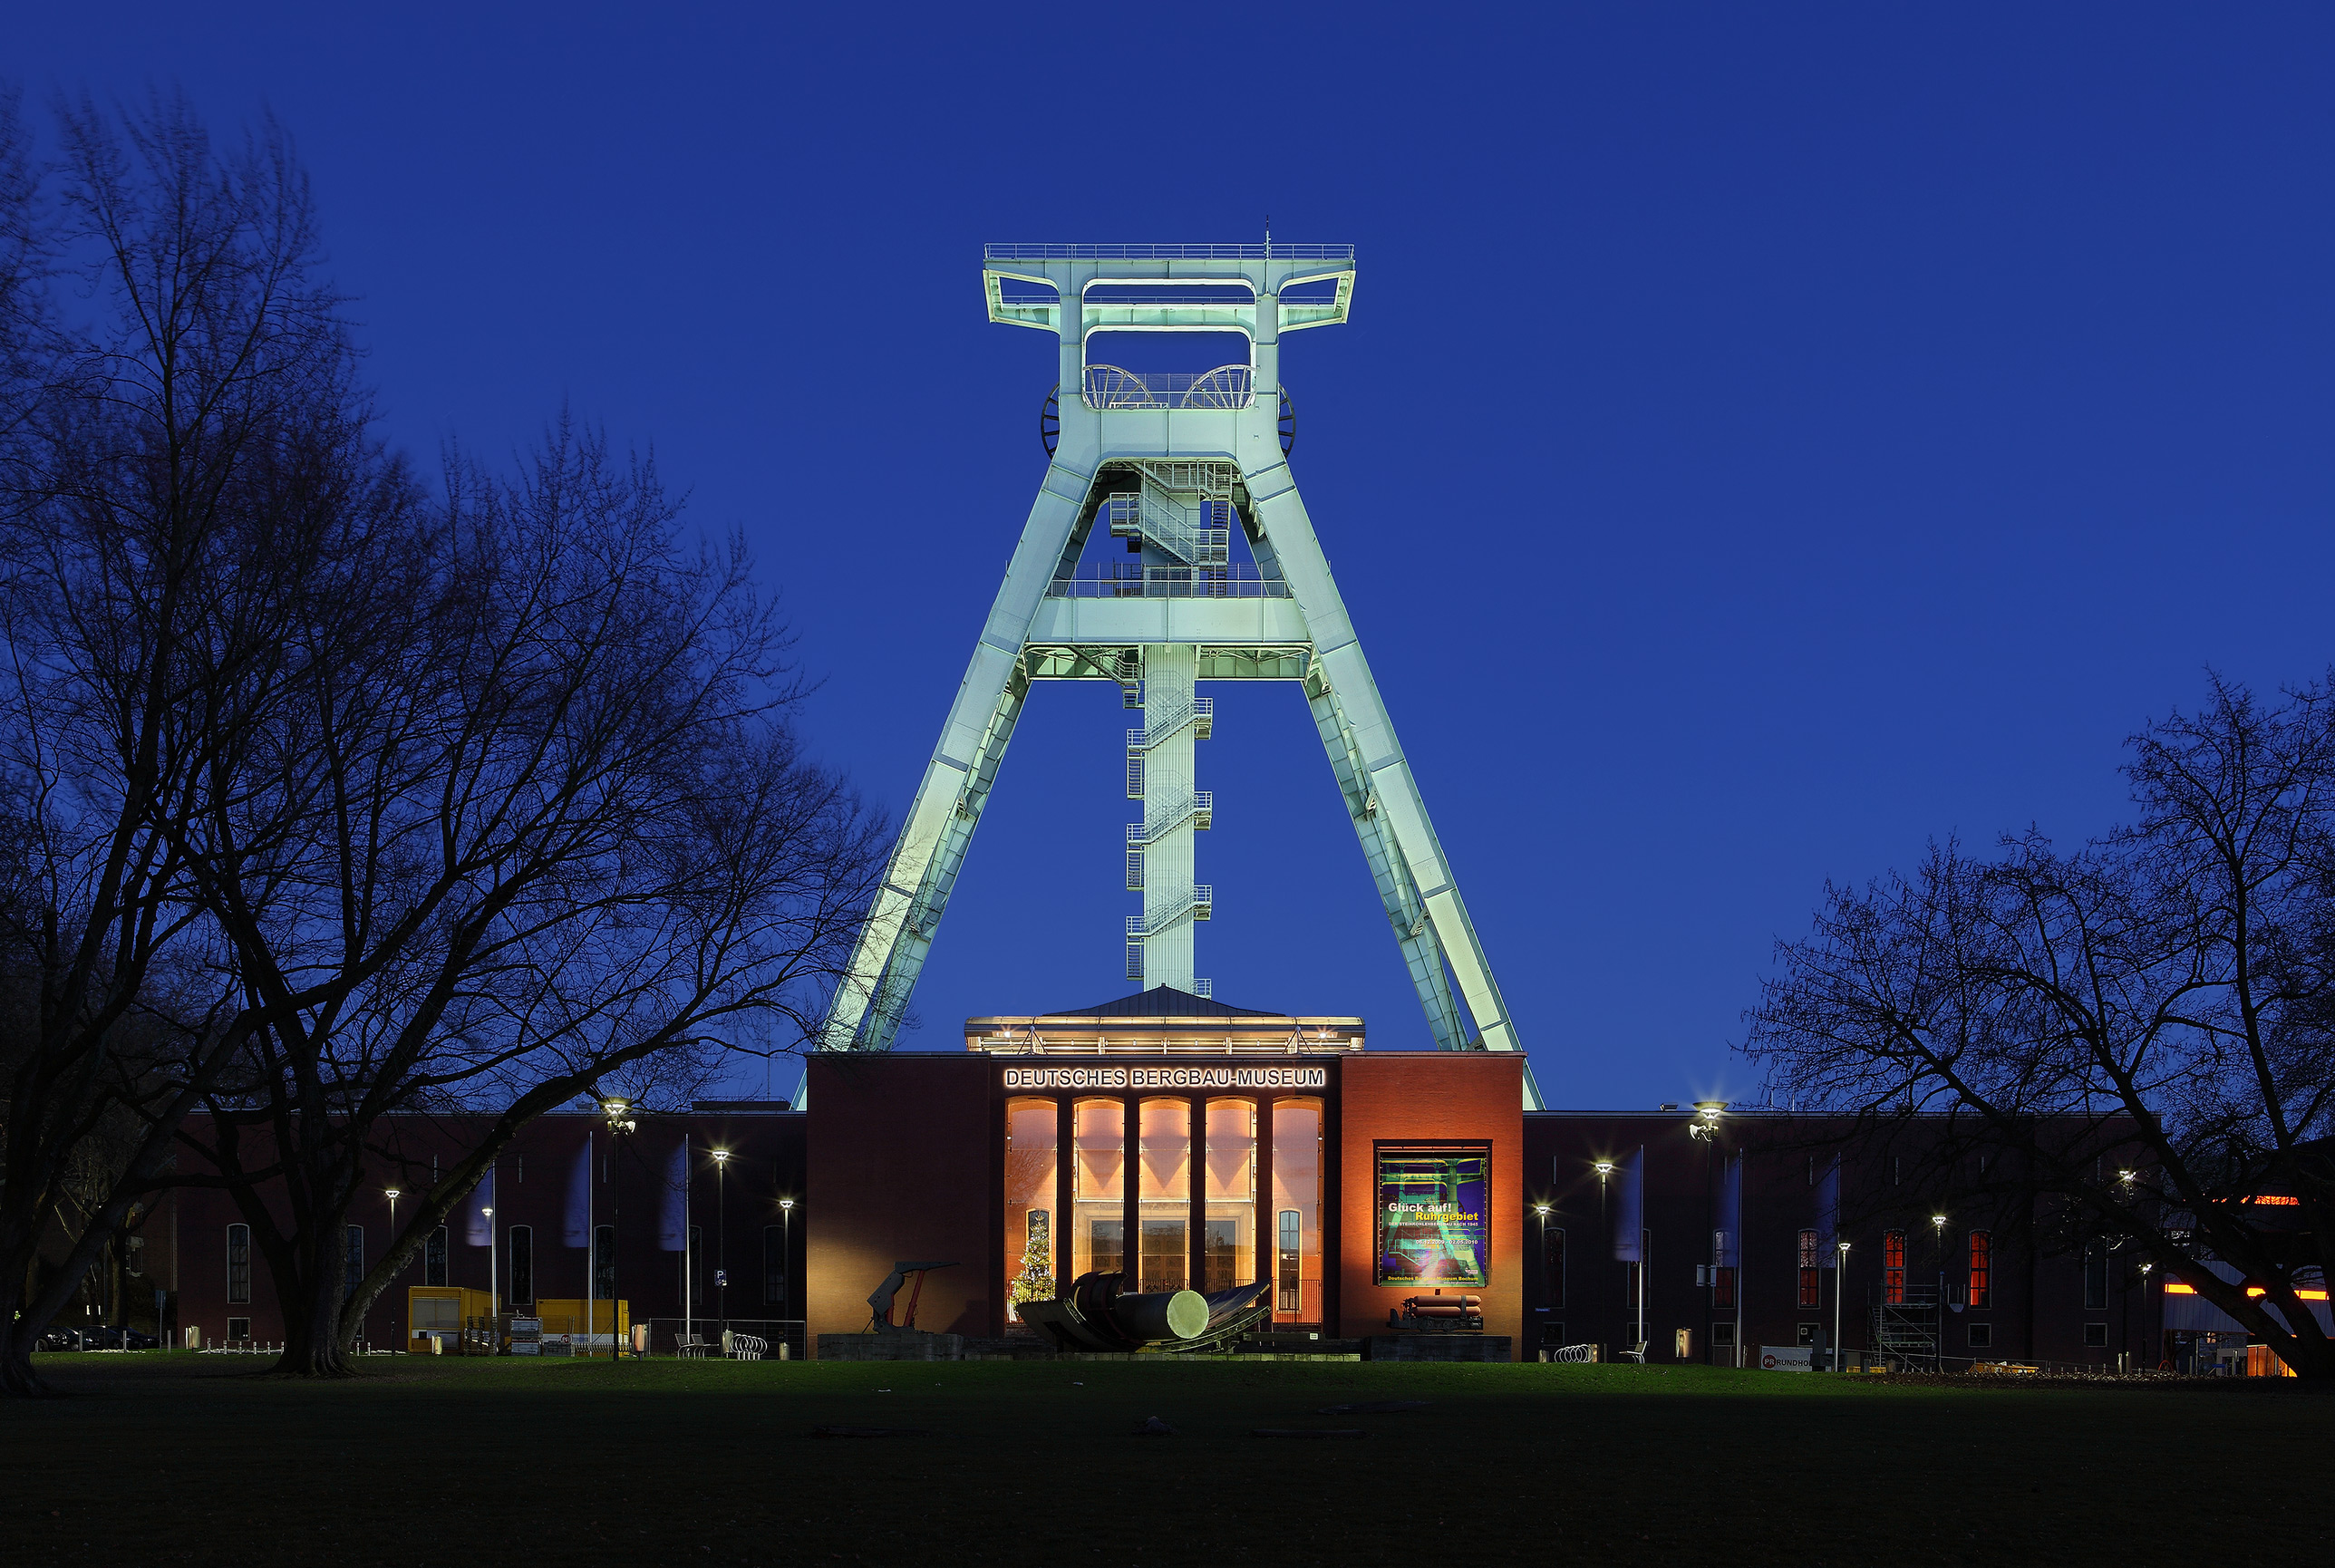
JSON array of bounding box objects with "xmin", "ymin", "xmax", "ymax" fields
[
  {"xmin": 1040, "ymin": 383, "xmax": 1061, "ymax": 456},
  {"xmin": 1278, "ymin": 388, "xmax": 1295, "ymax": 456}
]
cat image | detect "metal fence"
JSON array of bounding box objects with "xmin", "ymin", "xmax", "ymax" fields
[
  {"xmin": 635, "ymin": 1318, "xmax": 805, "ymax": 1360},
  {"xmin": 986, "ymin": 243, "xmax": 1353, "ymax": 262},
  {"xmin": 1082, "ymin": 364, "xmax": 1253, "ymax": 410},
  {"xmin": 1048, "ymin": 565, "xmax": 1290, "ymax": 600}
]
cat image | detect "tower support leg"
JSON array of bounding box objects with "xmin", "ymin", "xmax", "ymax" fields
[{"xmin": 817, "ymin": 462, "xmax": 1089, "ymax": 1052}]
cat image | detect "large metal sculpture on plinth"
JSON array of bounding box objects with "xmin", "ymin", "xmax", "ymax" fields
[{"xmin": 817, "ymin": 243, "xmax": 1540, "ymax": 1108}]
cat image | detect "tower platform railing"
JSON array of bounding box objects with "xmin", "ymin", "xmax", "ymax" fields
[
  {"xmin": 1046, "ymin": 564, "xmax": 1288, "ymax": 599},
  {"xmin": 1082, "ymin": 364, "xmax": 1253, "ymax": 410},
  {"xmin": 986, "ymin": 242, "xmax": 1354, "ymax": 261}
]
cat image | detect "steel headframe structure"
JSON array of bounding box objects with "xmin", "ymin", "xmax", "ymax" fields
[{"xmin": 817, "ymin": 243, "xmax": 1542, "ymax": 1108}]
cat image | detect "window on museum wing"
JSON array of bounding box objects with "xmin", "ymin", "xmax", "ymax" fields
[
  {"xmin": 1543, "ymin": 1224, "xmax": 1567, "ymax": 1310},
  {"xmin": 1713, "ymin": 1264, "xmax": 1735, "ymax": 1309},
  {"xmin": 763, "ymin": 1226, "xmax": 788, "ymax": 1309},
  {"xmin": 1883, "ymin": 1229, "xmax": 1906, "ymax": 1305},
  {"xmin": 594, "ymin": 1225, "xmax": 615, "ymax": 1302},
  {"xmin": 1137, "ymin": 1099, "xmax": 1191, "ymax": 1295},
  {"xmin": 1798, "ymin": 1228, "xmax": 1820, "ymax": 1308},
  {"xmin": 1071, "ymin": 1098, "xmax": 1125, "ymax": 1283},
  {"xmin": 425, "ymin": 1225, "xmax": 448, "ymax": 1288},
  {"xmin": 226, "ymin": 1224, "xmax": 251, "ymax": 1304},
  {"xmin": 509, "ymin": 1225, "xmax": 534, "ymax": 1307},
  {"xmin": 1204, "ymin": 1099, "xmax": 1256, "ymax": 1293},
  {"xmin": 1968, "ymin": 1229, "xmax": 1992, "ymax": 1309},
  {"xmin": 1004, "ymin": 1098, "xmax": 1058, "ymax": 1320},
  {"xmin": 1272, "ymin": 1098, "xmax": 1323, "ymax": 1321},
  {"xmin": 344, "ymin": 1225, "xmax": 364, "ymax": 1303},
  {"xmin": 2083, "ymin": 1240, "xmax": 2108, "ymax": 1311}
]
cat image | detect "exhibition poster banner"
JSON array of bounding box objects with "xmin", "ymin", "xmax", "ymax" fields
[{"xmin": 1375, "ymin": 1146, "xmax": 1490, "ymax": 1286}]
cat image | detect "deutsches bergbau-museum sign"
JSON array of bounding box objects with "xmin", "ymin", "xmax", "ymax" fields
[{"xmin": 1000, "ymin": 1065, "xmax": 1327, "ymax": 1090}]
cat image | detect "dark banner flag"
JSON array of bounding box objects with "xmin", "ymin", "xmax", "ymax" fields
[{"xmin": 1613, "ymin": 1146, "xmax": 1643, "ymax": 1261}]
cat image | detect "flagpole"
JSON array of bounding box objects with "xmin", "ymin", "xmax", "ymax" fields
[{"xmin": 586, "ymin": 1130, "xmax": 595, "ymax": 1355}]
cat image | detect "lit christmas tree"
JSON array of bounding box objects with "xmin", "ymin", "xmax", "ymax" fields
[{"xmin": 1008, "ymin": 1210, "xmax": 1053, "ymax": 1320}]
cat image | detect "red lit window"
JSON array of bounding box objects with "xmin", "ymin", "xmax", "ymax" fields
[
  {"xmin": 1713, "ymin": 1266, "xmax": 1735, "ymax": 1308},
  {"xmin": 1968, "ymin": 1229, "xmax": 1991, "ymax": 1309},
  {"xmin": 1797, "ymin": 1228, "xmax": 1819, "ymax": 1308},
  {"xmin": 1884, "ymin": 1229, "xmax": 1906, "ymax": 1305}
]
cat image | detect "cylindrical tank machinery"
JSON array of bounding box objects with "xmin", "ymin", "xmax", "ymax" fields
[{"xmin": 1020, "ymin": 1273, "xmax": 1265, "ymax": 1353}]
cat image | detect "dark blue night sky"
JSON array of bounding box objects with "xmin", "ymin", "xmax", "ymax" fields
[{"xmin": 16, "ymin": 5, "xmax": 2333, "ymax": 1108}]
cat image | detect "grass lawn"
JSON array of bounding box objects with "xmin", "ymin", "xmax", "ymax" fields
[{"xmin": 5, "ymin": 1352, "xmax": 2327, "ymax": 1564}]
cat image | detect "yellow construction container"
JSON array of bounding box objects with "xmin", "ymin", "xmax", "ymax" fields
[
  {"xmin": 405, "ymin": 1286, "xmax": 493, "ymax": 1352},
  {"xmin": 534, "ymin": 1297, "xmax": 628, "ymax": 1350}
]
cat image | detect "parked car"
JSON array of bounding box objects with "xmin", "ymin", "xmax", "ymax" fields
[{"xmin": 35, "ymin": 1326, "xmax": 158, "ymax": 1350}]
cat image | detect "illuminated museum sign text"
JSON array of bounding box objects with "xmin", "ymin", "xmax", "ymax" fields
[{"xmin": 1000, "ymin": 1065, "xmax": 1327, "ymax": 1090}]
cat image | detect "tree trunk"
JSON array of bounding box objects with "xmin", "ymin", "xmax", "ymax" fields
[
  {"xmin": 0, "ymin": 1302, "xmax": 56, "ymax": 1398},
  {"xmin": 273, "ymin": 1257, "xmax": 357, "ymax": 1378}
]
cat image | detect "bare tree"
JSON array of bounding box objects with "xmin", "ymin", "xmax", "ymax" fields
[
  {"xmin": 172, "ymin": 425, "xmax": 883, "ymax": 1376},
  {"xmin": 0, "ymin": 91, "xmax": 361, "ymax": 1397},
  {"xmin": 1745, "ymin": 674, "xmax": 2335, "ymax": 1375}
]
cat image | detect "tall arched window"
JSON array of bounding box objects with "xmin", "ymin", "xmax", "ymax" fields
[
  {"xmin": 1797, "ymin": 1228, "xmax": 1819, "ymax": 1308},
  {"xmin": 1203, "ymin": 1099, "xmax": 1255, "ymax": 1292},
  {"xmin": 226, "ymin": 1224, "xmax": 251, "ymax": 1304},
  {"xmin": 762, "ymin": 1226, "xmax": 788, "ymax": 1310},
  {"xmin": 1542, "ymin": 1224, "xmax": 1567, "ymax": 1309},
  {"xmin": 1003, "ymin": 1098, "xmax": 1057, "ymax": 1319},
  {"xmin": 1883, "ymin": 1229, "xmax": 1906, "ymax": 1305},
  {"xmin": 508, "ymin": 1225, "xmax": 534, "ymax": 1306},
  {"xmin": 1071, "ymin": 1098, "xmax": 1125, "ymax": 1282},
  {"xmin": 1137, "ymin": 1098, "xmax": 1191, "ymax": 1293},
  {"xmin": 1967, "ymin": 1229, "xmax": 1991, "ymax": 1308},
  {"xmin": 425, "ymin": 1225, "xmax": 448, "ymax": 1287},
  {"xmin": 344, "ymin": 1224, "xmax": 364, "ymax": 1302},
  {"xmin": 1272, "ymin": 1098, "xmax": 1323, "ymax": 1321}
]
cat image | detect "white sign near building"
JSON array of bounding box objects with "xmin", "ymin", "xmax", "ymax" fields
[{"xmin": 1758, "ymin": 1344, "xmax": 1813, "ymax": 1371}]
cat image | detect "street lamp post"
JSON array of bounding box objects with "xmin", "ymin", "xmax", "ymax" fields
[
  {"xmin": 483, "ymin": 1205, "xmax": 496, "ymax": 1354},
  {"xmin": 383, "ymin": 1190, "xmax": 402, "ymax": 1350},
  {"xmin": 1835, "ymin": 1240, "xmax": 1851, "ymax": 1372},
  {"xmin": 1593, "ymin": 1162, "xmax": 1613, "ymax": 1361},
  {"xmin": 780, "ymin": 1196, "xmax": 796, "ymax": 1350},
  {"xmin": 602, "ymin": 1099, "xmax": 635, "ymax": 1359},
  {"xmin": 1691, "ymin": 1102, "xmax": 1724, "ymax": 1366},
  {"xmin": 1532, "ymin": 1203, "xmax": 1551, "ymax": 1360},
  {"xmin": 712, "ymin": 1149, "xmax": 731, "ymax": 1336},
  {"xmin": 1930, "ymin": 1214, "xmax": 1947, "ymax": 1370}
]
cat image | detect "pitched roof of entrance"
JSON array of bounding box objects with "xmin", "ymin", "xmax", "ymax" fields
[{"xmin": 1042, "ymin": 984, "xmax": 1285, "ymax": 1020}]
